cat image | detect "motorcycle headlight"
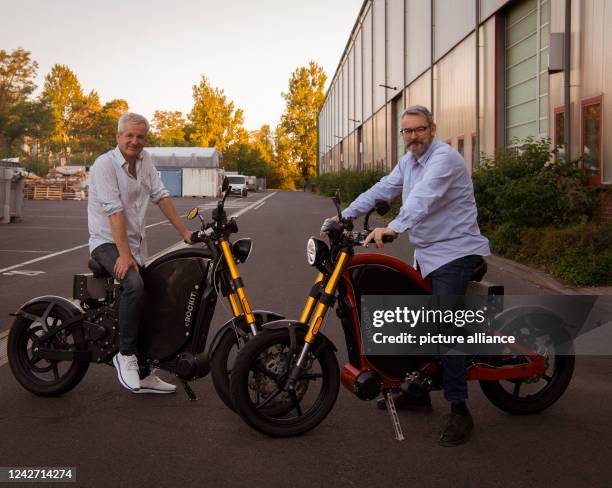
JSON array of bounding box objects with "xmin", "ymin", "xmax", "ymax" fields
[
  {"xmin": 306, "ymin": 237, "xmax": 329, "ymax": 267},
  {"xmin": 232, "ymin": 238, "xmax": 252, "ymax": 263}
]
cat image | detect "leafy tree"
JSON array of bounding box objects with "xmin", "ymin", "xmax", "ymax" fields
[
  {"xmin": 152, "ymin": 110, "xmax": 187, "ymax": 146},
  {"xmin": 0, "ymin": 48, "xmax": 48, "ymax": 156},
  {"xmin": 276, "ymin": 61, "xmax": 326, "ymax": 182},
  {"xmin": 187, "ymin": 75, "xmax": 246, "ymax": 152},
  {"xmin": 42, "ymin": 64, "xmax": 84, "ymax": 154}
]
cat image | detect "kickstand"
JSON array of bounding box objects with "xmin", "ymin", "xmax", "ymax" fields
[
  {"xmin": 382, "ymin": 389, "xmax": 405, "ymax": 441},
  {"xmin": 182, "ymin": 381, "xmax": 198, "ymax": 401}
]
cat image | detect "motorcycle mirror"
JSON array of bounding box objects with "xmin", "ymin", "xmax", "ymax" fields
[
  {"xmin": 374, "ymin": 200, "xmax": 390, "ymax": 216},
  {"xmin": 222, "ymin": 176, "xmax": 229, "ymax": 192},
  {"xmin": 332, "ymin": 189, "xmax": 342, "ymax": 218},
  {"xmin": 187, "ymin": 207, "xmax": 199, "ymax": 220}
]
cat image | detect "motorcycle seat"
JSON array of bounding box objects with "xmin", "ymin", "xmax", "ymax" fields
[
  {"xmin": 470, "ymin": 258, "xmax": 487, "ymax": 282},
  {"xmin": 88, "ymin": 258, "xmax": 112, "ymax": 279}
]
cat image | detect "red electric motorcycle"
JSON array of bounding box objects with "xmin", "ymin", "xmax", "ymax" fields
[{"xmin": 229, "ymin": 193, "xmax": 575, "ymax": 439}]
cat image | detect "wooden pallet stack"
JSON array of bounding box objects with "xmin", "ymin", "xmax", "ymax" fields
[
  {"xmin": 33, "ymin": 185, "xmax": 63, "ymax": 200},
  {"xmin": 24, "ymin": 167, "xmax": 88, "ymax": 201}
]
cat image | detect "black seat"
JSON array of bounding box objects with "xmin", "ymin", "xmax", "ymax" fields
[
  {"xmin": 88, "ymin": 258, "xmax": 111, "ymax": 279},
  {"xmin": 470, "ymin": 258, "xmax": 487, "ymax": 282}
]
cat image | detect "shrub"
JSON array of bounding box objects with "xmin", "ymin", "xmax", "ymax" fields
[
  {"xmin": 474, "ymin": 137, "xmax": 598, "ymax": 230},
  {"xmin": 515, "ymin": 223, "xmax": 612, "ymax": 286},
  {"xmin": 310, "ymin": 169, "xmax": 387, "ymax": 204}
]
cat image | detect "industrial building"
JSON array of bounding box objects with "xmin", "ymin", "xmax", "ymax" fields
[
  {"xmin": 317, "ymin": 0, "xmax": 610, "ymax": 201},
  {"xmin": 145, "ymin": 147, "xmax": 223, "ymax": 198}
]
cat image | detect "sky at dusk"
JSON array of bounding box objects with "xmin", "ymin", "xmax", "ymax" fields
[{"xmin": 1, "ymin": 0, "xmax": 363, "ymax": 131}]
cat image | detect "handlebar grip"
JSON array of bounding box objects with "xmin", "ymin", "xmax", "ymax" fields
[
  {"xmin": 190, "ymin": 231, "xmax": 202, "ymax": 243},
  {"xmin": 382, "ymin": 235, "xmax": 395, "ymax": 243}
]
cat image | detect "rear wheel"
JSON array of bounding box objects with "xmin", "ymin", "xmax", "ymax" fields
[
  {"xmin": 8, "ymin": 303, "xmax": 89, "ymax": 396},
  {"xmin": 479, "ymin": 318, "xmax": 574, "ymax": 414},
  {"xmin": 231, "ymin": 328, "xmax": 340, "ymax": 437},
  {"xmin": 210, "ymin": 329, "xmax": 244, "ymax": 411}
]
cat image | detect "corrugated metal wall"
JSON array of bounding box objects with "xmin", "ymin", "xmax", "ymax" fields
[{"xmin": 318, "ymin": 0, "xmax": 611, "ymax": 185}]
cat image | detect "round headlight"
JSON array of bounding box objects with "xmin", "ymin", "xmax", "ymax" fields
[
  {"xmin": 232, "ymin": 238, "xmax": 252, "ymax": 263},
  {"xmin": 306, "ymin": 237, "xmax": 330, "ymax": 267},
  {"xmin": 306, "ymin": 237, "xmax": 317, "ymax": 265}
]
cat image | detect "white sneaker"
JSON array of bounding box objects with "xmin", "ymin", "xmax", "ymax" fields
[
  {"xmin": 136, "ymin": 371, "xmax": 176, "ymax": 394},
  {"xmin": 113, "ymin": 352, "xmax": 141, "ymax": 391}
]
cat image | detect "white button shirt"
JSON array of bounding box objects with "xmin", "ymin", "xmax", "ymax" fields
[
  {"xmin": 342, "ymin": 139, "xmax": 490, "ymax": 277},
  {"xmin": 88, "ymin": 146, "xmax": 170, "ymax": 266}
]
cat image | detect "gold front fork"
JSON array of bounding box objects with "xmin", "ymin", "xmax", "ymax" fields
[
  {"xmin": 304, "ymin": 251, "xmax": 350, "ymax": 344},
  {"xmin": 298, "ymin": 272, "xmax": 325, "ymax": 324},
  {"xmin": 220, "ymin": 239, "xmax": 257, "ymax": 333}
]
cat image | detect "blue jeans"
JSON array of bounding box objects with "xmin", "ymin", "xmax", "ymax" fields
[
  {"xmin": 428, "ymin": 254, "xmax": 484, "ymax": 403},
  {"xmin": 91, "ymin": 243, "xmax": 144, "ymax": 355}
]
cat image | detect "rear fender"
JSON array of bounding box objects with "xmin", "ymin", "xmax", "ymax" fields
[
  {"xmin": 208, "ymin": 310, "xmax": 285, "ymax": 355},
  {"xmin": 13, "ymin": 295, "xmax": 82, "ymax": 323}
]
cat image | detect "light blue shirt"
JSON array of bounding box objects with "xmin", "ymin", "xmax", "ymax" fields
[
  {"xmin": 88, "ymin": 146, "xmax": 170, "ymax": 265},
  {"xmin": 342, "ymin": 139, "xmax": 490, "ymax": 277}
]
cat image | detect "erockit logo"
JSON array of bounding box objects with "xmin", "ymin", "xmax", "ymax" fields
[{"xmin": 184, "ymin": 289, "xmax": 198, "ymax": 328}]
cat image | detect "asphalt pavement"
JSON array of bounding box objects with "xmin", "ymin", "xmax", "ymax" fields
[{"xmin": 0, "ymin": 192, "xmax": 611, "ymax": 488}]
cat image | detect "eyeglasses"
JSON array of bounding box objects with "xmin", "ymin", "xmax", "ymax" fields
[{"xmin": 399, "ymin": 126, "xmax": 429, "ymax": 136}]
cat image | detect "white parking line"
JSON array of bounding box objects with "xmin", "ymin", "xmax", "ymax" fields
[
  {"xmin": 0, "ymin": 250, "xmax": 51, "ymax": 254},
  {"xmin": 147, "ymin": 192, "xmax": 277, "ymax": 261},
  {"xmin": 0, "ymin": 193, "xmax": 277, "ymax": 274}
]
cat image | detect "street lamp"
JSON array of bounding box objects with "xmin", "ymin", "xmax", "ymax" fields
[{"xmin": 378, "ymin": 84, "xmax": 398, "ymax": 90}]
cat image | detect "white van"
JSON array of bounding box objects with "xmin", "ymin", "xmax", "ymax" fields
[{"xmin": 227, "ymin": 174, "xmax": 248, "ymax": 197}]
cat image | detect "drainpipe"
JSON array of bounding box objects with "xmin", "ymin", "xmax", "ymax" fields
[
  {"xmin": 564, "ymin": 0, "xmax": 571, "ymax": 158},
  {"xmin": 475, "ymin": 0, "xmax": 480, "ymax": 169},
  {"xmin": 430, "ymin": 0, "xmax": 435, "ymax": 115}
]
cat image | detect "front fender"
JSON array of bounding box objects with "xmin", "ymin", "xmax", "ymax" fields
[
  {"xmin": 262, "ymin": 319, "xmax": 338, "ymax": 352},
  {"xmin": 208, "ymin": 310, "xmax": 285, "ymax": 355},
  {"xmin": 12, "ymin": 295, "xmax": 82, "ymax": 322}
]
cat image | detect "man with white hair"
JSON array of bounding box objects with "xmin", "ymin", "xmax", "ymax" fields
[{"xmin": 88, "ymin": 112, "xmax": 192, "ymax": 394}]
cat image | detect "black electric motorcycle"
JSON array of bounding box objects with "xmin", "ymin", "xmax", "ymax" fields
[{"xmin": 7, "ymin": 179, "xmax": 282, "ymax": 405}]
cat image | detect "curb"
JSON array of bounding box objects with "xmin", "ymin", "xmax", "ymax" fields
[{"xmin": 486, "ymin": 254, "xmax": 612, "ymax": 296}]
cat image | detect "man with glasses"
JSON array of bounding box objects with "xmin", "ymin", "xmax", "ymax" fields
[{"xmin": 322, "ymin": 105, "xmax": 490, "ymax": 446}]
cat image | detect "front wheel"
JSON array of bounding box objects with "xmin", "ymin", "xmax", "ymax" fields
[
  {"xmin": 230, "ymin": 328, "xmax": 340, "ymax": 437},
  {"xmin": 8, "ymin": 303, "xmax": 89, "ymax": 396}
]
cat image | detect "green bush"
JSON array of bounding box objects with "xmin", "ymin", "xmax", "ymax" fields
[
  {"xmin": 516, "ymin": 223, "xmax": 612, "ymax": 286},
  {"xmin": 474, "ymin": 137, "xmax": 598, "ymax": 229},
  {"xmin": 310, "ymin": 169, "xmax": 387, "ymax": 204}
]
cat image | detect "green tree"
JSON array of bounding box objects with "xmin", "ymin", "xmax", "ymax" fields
[
  {"xmin": 152, "ymin": 110, "xmax": 187, "ymax": 146},
  {"xmin": 187, "ymin": 75, "xmax": 246, "ymax": 152},
  {"xmin": 0, "ymin": 48, "xmax": 45, "ymax": 156},
  {"xmin": 276, "ymin": 61, "xmax": 326, "ymax": 182},
  {"xmin": 42, "ymin": 64, "xmax": 84, "ymax": 155}
]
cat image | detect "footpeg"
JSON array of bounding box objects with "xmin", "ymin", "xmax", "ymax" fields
[
  {"xmin": 182, "ymin": 381, "xmax": 197, "ymax": 401},
  {"xmin": 382, "ymin": 389, "xmax": 405, "ymax": 441}
]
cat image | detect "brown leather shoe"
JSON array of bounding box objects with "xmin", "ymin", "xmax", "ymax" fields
[
  {"xmin": 438, "ymin": 411, "xmax": 474, "ymax": 446},
  {"xmin": 377, "ymin": 388, "xmax": 432, "ymax": 411}
]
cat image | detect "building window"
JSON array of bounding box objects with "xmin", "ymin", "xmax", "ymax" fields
[
  {"xmin": 457, "ymin": 135, "xmax": 465, "ymax": 158},
  {"xmin": 581, "ymin": 96, "xmax": 602, "ymax": 186},
  {"xmin": 505, "ymin": 0, "xmax": 550, "ymax": 143}
]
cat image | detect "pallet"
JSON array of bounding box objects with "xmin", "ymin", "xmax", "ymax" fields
[{"xmin": 33, "ymin": 185, "xmax": 63, "ymax": 201}]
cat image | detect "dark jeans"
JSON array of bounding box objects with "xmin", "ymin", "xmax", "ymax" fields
[
  {"xmin": 91, "ymin": 243, "xmax": 144, "ymax": 355},
  {"xmin": 428, "ymin": 254, "xmax": 484, "ymax": 403}
]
